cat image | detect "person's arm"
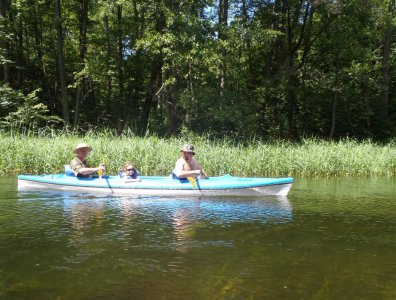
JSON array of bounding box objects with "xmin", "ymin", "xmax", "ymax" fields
[
  {"xmin": 173, "ymin": 159, "xmax": 204, "ymax": 178},
  {"xmin": 196, "ymin": 163, "xmax": 207, "ymax": 179},
  {"xmin": 174, "ymin": 169, "xmax": 202, "ymax": 178},
  {"xmin": 78, "ymin": 165, "xmax": 105, "ymax": 175},
  {"xmin": 71, "ymin": 158, "xmax": 105, "ymax": 176}
]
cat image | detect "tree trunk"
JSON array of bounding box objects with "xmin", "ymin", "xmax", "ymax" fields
[
  {"xmin": 139, "ymin": 54, "xmax": 163, "ymax": 135},
  {"xmin": 286, "ymin": 0, "xmax": 311, "ymax": 139},
  {"xmin": 103, "ymin": 15, "xmax": 112, "ymax": 114},
  {"xmin": 74, "ymin": 0, "xmax": 89, "ymax": 128},
  {"xmin": 132, "ymin": 0, "xmax": 139, "ymax": 38},
  {"xmin": 139, "ymin": 4, "xmax": 165, "ymax": 135},
  {"xmin": 286, "ymin": 1, "xmax": 296, "ymax": 139},
  {"xmin": 287, "ymin": 67, "xmax": 297, "ymax": 139},
  {"xmin": 54, "ymin": 0, "xmax": 69, "ymax": 125},
  {"xmin": 128, "ymin": 0, "xmax": 143, "ymax": 123},
  {"xmin": 266, "ymin": 0, "xmax": 286, "ymax": 136},
  {"xmin": 117, "ymin": 5, "xmax": 124, "ymax": 100},
  {"xmin": 380, "ymin": 0, "xmax": 395, "ymax": 119},
  {"xmin": 31, "ymin": 0, "xmax": 51, "ymax": 109},
  {"xmin": 361, "ymin": 74, "xmax": 371, "ymax": 133},
  {"xmin": 0, "ymin": 0, "xmax": 10, "ymax": 83},
  {"xmin": 380, "ymin": 30, "xmax": 391, "ymax": 117},
  {"xmin": 167, "ymin": 84, "xmax": 178, "ymax": 135},
  {"xmin": 188, "ymin": 63, "xmax": 195, "ymax": 102},
  {"xmin": 218, "ymin": 0, "xmax": 228, "ymax": 94},
  {"xmin": 329, "ymin": 54, "xmax": 340, "ymax": 139},
  {"xmin": 300, "ymin": 4, "xmax": 314, "ymax": 72},
  {"xmin": 15, "ymin": 14, "xmax": 24, "ymax": 87},
  {"xmin": 276, "ymin": 0, "xmax": 287, "ymax": 78}
]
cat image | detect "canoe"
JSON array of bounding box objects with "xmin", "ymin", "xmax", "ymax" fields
[{"xmin": 17, "ymin": 174, "xmax": 293, "ymax": 197}]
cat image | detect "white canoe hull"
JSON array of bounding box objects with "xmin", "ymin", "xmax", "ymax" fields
[{"xmin": 18, "ymin": 174, "xmax": 293, "ymax": 197}]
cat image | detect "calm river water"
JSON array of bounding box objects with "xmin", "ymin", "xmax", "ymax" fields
[{"xmin": 0, "ymin": 176, "xmax": 395, "ymax": 299}]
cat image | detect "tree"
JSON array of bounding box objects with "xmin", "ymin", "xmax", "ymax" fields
[
  {"xmin": 379, "ymin": 0, "xmax": 395, "ymax": 129},
  {"xmin": 55, "ymin": 0, "xmax": 70, "ymax": 125},
  {"xmin": 73, "ymin": 0, "xmax": 90, "ymax": 128},
  {"xmin": 0, "ymin": 0, "xmax": 10, "ymax": 83},
  {"xmin": 1, "ymin": 0, "xmax": 396, "ymax": 140}
]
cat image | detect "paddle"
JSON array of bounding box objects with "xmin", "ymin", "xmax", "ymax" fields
[
  {"xmin": 187, "ymin": 176, "xmax": 198, "ymax": 189},
  {"xmin": 187, "ymin": 167, "xmax": 208, "ymax": 189},
  {"xmin": 98, "ymin": 158, "xmax": 105, "ymax": 179}
]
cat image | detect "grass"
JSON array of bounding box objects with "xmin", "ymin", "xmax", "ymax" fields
[{"xmin": 0, "ymin": 130, "xmax": 395, "ymax": 177}]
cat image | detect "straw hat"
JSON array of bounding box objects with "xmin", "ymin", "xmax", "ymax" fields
[
  {"xmin": 73, "ymin": 143, "xmax": 92, "ymax": 153},
  {"xmin": 180, "ymin": 144, "xmax": 195, "ymax": 155}
]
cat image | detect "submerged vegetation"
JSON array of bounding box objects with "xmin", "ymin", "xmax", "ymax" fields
[{"xmin": 0, "ymin": 130, "xmax": 395, "ymax": 177}]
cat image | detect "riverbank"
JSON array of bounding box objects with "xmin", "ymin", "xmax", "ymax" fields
[{"xmin": 1, "ymin": 132, "xmax": 395, "ymax": 176}]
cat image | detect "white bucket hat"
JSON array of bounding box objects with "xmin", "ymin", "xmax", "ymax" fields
[
  {"xmin": 180, "ymin": 144, "xmax": 195, "ymax": 155},
  {"xmin": 73, "ymin": 143, "xmax": 92, "ymax": 153}
]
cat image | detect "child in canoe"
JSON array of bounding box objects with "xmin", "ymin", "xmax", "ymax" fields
[{"xmin": 120, "ymin": 163, "xmax": 141, "ymax": 182}]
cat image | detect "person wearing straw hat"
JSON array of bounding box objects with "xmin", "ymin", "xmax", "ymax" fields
[
  {"xmin": 70, "ymin": 143, "xmax": 105, "ymax": 178},
  {"xmin": 172, "ymin": 144, "xmax": 207, "ymax": 179}
]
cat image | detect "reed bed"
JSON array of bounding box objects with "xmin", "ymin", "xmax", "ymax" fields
[{"xmin": 0, "ymin": 131, "xmax": 395, "ymax": 177}]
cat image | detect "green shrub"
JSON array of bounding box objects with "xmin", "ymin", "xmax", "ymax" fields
[{"xmin": 0, "ymin": 85, "xmax": 63, "ymax": 131}]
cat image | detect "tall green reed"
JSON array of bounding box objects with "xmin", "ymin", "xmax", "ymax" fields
[{"xmin": 1, "ymin": 131, "xmax": 395, "ymax": 177}]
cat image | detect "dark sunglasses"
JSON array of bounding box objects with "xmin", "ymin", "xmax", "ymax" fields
[{"xmin": 126, "ymin": 168, "xmax": 134, "ymax": 171}]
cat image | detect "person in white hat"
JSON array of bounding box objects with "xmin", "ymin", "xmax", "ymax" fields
[
  {"xmin": 70, "ymin": 143, "xmax": 105, "ymax": 177},
  {"xmin": 172, "ymin": 144, "xmax": 207, "ymax": 179}
]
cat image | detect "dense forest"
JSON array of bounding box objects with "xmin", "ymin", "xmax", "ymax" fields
[{"xmin": 0, "ymin": 0, "xmax": 395, "ymax": 140}]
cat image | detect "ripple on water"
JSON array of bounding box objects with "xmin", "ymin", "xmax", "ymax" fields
[{"xmin": 1, "ymin": 176, "xmax": 396, "ymax": 299}]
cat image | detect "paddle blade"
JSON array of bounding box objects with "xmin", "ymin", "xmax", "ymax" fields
[
  {"xmin": 98, "ymin": 158, "xmax": 105, "ymax": 178},
  {"xmin": 187, "ymin": 177, "xmax": 197, "ymax": 189}
]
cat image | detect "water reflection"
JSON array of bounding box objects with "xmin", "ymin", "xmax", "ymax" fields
[
  {"xmin": 65, "ymin": 200, "xmax": 104, "ymax": 234},
  {"xmin": 13, "ymin": 182, "xmax": 295, "ymax": 298},
  {"xmin": 167, "ymin": 196, "xmax": 292, "ymax": 252},
  {"xmin": 18, "ymin": 189, "xmax": 293, "ymax": 226},
  {"xmin": 17, "ymin": 188, "xmax": 293, "ymax": 253},
  {"xmin": 3, "ymin": 176, "xmax": 396, "ymax": 299}
]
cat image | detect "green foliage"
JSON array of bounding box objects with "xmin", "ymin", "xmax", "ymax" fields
[
  {"xmin": 0, "ymin": 87, "xmax": 63, "ymax": 130},
  {"xmin": 1, "ymin": 0, "xmax": 396, "ymax": 140},
  {"xmin": 0, "ymin": 84, "xmax": 26, "ymax": 117}
]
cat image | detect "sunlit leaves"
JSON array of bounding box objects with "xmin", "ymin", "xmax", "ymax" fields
[{"xmin": 1, "ymin": 88, "xmax": 63, "ymax": 129}]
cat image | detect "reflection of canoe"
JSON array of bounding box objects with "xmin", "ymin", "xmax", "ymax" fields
[{"xmin": 17, "ymin": 174, "xmax": 293, "ymax": 196}]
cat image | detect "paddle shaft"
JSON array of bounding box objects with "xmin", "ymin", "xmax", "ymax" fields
[{"xmin": 98, "ymin": 159, "xmax": 105, "ymax": 179}]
